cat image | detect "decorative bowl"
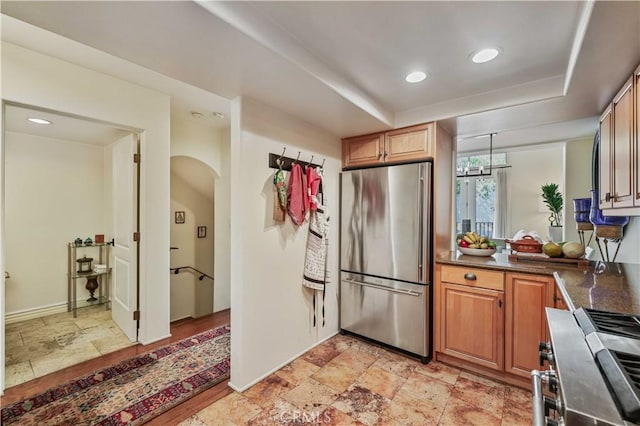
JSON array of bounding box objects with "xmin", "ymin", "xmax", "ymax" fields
[
  {"xmin": 458, "ymin": 247, "xmax": 496, "ymax": 257},
  {"xmin": 505, "ymin": 235, "xmax": 543, "ymax": 253}
]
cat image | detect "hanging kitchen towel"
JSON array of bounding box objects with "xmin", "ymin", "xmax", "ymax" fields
[
  {"xmin": 306, "ymin": 165, "xmax": 322, "ymax": 211},
  {"xmin": 273, "ymin": 168, "xmax": 286, "ymax": 223},
  {"xmin": 302, "ymin": 207, "xmax": 329, "ymax": 326},
  {"xmin": 273, "ymin": 185, "xmax": 286, "ymax": 222},
  {"xmin": 287, "ymin": 163, "xmax": 308, "ymax": 225},
  {"xmin": 303, "ymin": 167, "xmax": 329, "ymax": 326}
]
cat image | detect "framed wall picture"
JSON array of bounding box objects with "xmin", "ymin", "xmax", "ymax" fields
[
  {"xmin": 175, "ymin": 211, "xmax": 185, "ymax": 224},
  {"xmin": 197, "ymin": 226, "xmax": 207, "ymax": 238}
]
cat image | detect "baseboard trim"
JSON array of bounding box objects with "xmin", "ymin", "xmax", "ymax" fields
[
  {"xmin": 228, "ymin": 331, "xmax": 339, "ymax": 392},
  {"xmin": 5, "ymin": 302, "xmax": 69, "ymax": 324}
]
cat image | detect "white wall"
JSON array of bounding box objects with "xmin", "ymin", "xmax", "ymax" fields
[
  {"xmin": 507, "ymin": 145, "xmax": 564, "ymax": 239},
  {"xmin": 229, "ymin": 97, "xmax": 341, "ymax": 391},
  {"xmin": 4, "ymin": 132, "xmax": 108, "ymax": 313},
  {"xmin": 1, "ymin": 42, "xmax": 171, "ymax": 353},
  {"xmin": 615, "ymin": 218, "xmax": 640, "ymax": 264},
  {"xmin": 170, "ymin": 170, "xmax": 214, "ymax": 321},
  {"xmin": 564, "ymin": 137, "xmax": 593, "ymax": 245},
  {"xmin": 214, "ymin": 128, "xmax": 231, "ymax": 312}
]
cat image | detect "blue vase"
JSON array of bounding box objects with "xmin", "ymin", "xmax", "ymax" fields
[
  {"xmin": 573, "ymin": 197, "xmax": 591, "ymax": 223},
  {"xmin": 589, "ymin": 190, "xmax": 630, "ymax": 226}
]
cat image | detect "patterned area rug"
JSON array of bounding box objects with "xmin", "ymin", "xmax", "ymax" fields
[{"xmin": 1, "ymin": 325, "xmax": 231, "ymax": 425}]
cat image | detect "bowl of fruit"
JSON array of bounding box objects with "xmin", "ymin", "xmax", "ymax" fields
[{"xmin": 457, "ymin": 232, "xmax": 497, "ymax": 256}]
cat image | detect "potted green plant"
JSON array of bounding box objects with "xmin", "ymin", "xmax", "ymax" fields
[{"xmin": 541, "ymin": 183, "xmax": 563, "ymax": 242}]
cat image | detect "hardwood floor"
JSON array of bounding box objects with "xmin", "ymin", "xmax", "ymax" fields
[{"xmin": 2, "ymin": 309, "xmax": 231, "ymax": 425}]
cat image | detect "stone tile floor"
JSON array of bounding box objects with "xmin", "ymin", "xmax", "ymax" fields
[
  {"xmin": 4, "ymin": 305, "xmax": 135, "ymax": 388},
  {"xmin": 180, "ymin": 333, "xmax": 532, "ymax": 425}
]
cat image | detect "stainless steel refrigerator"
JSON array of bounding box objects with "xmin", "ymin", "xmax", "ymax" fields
[{"xmin": 340, "ymin": 162, "xmax": 432, "ymax": 361}]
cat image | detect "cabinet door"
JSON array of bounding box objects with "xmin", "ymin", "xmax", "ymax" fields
[
  {"xmin": 505, "ymin": 273, "xmax": 554, "ymax": 378},
  {"xmin": 342, "ymin": 133, "xmax": 384, "ymax": 168},
  {"xmin": 612, "ymin": 77, "xmax": 634, "ymax": 208},
  {"xmin": 599, "ymin": 104, "xmax": 613, "ymax": 209},
  {"xmin": 440, "ymin": 282, "xmax": 504, "ymax": 370},
  {"xmin": 384, "ymin": 123, "xmax": 433, "ymax": 163},
  {"xmin": 635, "ymin": 66, "xmax": 640, "ymax": 207},
  {"xmin": 553, "ymin": 283, "xmax": 569, "ymax": 311}
]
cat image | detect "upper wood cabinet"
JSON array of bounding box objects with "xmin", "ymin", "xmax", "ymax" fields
[
  {"xmin": 342, "ymin": 123, "xmax": 433, "ymax": 169},
  {"xmin": 385, "ymin": 123, "xmax": 433, "ymax": 164},
  {"xmin": 342, "ymin": 133, "xmax": 385, "ymax": 168},
  {"xmin": 599, "ymin": 104, "xmax": 613, "ymax": 209},
  {"xmin": 599, "ymin": 64, "xmax": 640, "ymax": 215},
  {"xmin": 504, "ymin": 273, "xmax": 555, "ymax": 378},
  {"xmin": 635, "ymin": 65, "xmax": 640, "ymax": 207},
  {"xmin": 612, "ymin": 77, "xmax": 634, "ymax": 208}
]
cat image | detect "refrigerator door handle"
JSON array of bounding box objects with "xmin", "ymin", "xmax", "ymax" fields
[
  {"xmin": 417, "ymin": 163, "xmax": 425, "ymax": 283},
  {"xmin": 343, "ymin": 278, "xmax": 423, "ymax": 297}
]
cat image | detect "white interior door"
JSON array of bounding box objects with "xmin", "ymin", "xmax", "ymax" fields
[{"xmin": 112, "ymin": 133, "xmax": 138, "ymax": 341}]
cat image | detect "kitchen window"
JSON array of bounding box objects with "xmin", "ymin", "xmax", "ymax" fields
[{"xmin": 456, "ymin": 153, "xmax": 508, "ymax": 238}]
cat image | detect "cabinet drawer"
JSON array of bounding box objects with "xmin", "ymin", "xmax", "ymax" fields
[{"xmin": 441, "ymin": 265, "xmax": 504, "ymax": 291}]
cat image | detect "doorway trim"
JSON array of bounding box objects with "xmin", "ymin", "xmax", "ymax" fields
[{"xmin": 0, "ymin": 100, "xmax": 144, "ymax": 393}]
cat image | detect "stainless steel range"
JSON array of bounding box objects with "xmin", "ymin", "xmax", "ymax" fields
[{"xmin": 533, "ymin": 307, "xmax": 640, "ymax": 425}]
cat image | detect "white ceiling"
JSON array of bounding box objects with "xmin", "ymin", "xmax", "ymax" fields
[
  {"xmin": 4, "ymin": 104, "xmax": 131, "ymax": 146},
  {"xmin": 1, "ymin": 1, "xmax": 639, "ymax": 145}
]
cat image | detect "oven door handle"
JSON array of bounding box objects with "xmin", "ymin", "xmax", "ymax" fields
[{"xmin": 531, "ymin": 370, "xmax": 546, "ymax": 426}]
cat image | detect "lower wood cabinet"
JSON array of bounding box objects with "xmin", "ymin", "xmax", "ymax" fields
[
  {"xmin": 440, "ymin": 282, "xmax": 504, "ymax": 370},
  {"xmin": 435, "ymin": 264, "xmax": 570, "ymax": 384},
  {"xmin": 504, "ymin": 273, "xmax": 555, "ymax": 378},
  {"xmin": 553, "ymin": 283, "xmax": 569, "ymax": 311}
]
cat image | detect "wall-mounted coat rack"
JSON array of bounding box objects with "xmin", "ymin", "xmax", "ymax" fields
[{"xmin": 268, "ymin": 148, "xmax": 324, "ymax": 171}]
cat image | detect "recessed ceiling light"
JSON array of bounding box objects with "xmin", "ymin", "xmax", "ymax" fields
[
  {"xmin": 471, "ymin": 48, "xmax": 500, "ymax": 64},
  {"xmin": 212, "ymin": 112, "xmax": 225, "ymax": 119},
  {"xmin": 405, "ymin": 71, "xmax": 427, "ymax": 83},
  {"xmin": 27, "ymin": 117, "xmax": 52, "ymax": 125}
]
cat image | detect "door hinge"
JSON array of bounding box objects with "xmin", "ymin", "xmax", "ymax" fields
[
  {"xmin": 133, "ymin": 232, "xmax": 140, "ymax": 242},
  {"xmin": 133, "ymin": 153, "xmax": 141, "ymax": 163},
  {"xmin": 133, "ymin": 310, "xmax": 140, "ymax": 321}
]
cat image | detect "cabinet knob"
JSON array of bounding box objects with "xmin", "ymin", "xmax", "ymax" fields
[
  {"xmin": 384, "ymin": 151, "xmax": 388, "ymax": 158},
  {"xmin": 378, "ymin": 152, "xmax": 383, "ymax": 159},
  {"xmin": 605, "ymin": 192, "xmax": 612, "ymax": 202},
  {"xmin": 463, "ymin": 273, "xmax": 477, "ymax": 281}
]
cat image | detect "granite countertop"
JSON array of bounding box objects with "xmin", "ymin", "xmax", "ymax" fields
[
  {"xmin": 554, "ymin": 263, "xmax": 640, "ymax": 315},
  {"xmin": 437, "ymin": 251, "xmax": 640, "ymax": 315}
]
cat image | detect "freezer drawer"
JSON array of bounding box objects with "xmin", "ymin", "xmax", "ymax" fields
[{"xmin": 340, "ymin": 272, "xmax": 428, "ymax": 357}]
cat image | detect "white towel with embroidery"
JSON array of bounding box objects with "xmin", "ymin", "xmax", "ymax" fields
[{"xmin": 302, "ymin": 206, "xmax": 328, "ymax": 290}]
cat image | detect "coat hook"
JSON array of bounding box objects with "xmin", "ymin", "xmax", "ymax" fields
[
  {"xmin": 309, "ymin": 155, "xmax": 314, "ymax": 164},
  {"xmin": 295, "ymin": 151, "xmax": 301, "ymax": 162},
  {"xmin": 276, "ymin": 147, "xmax": 286, "ymax": 167},
  {"xmin": 321, "ymin": 158, "xmax": 326, "ymax": 168}
]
